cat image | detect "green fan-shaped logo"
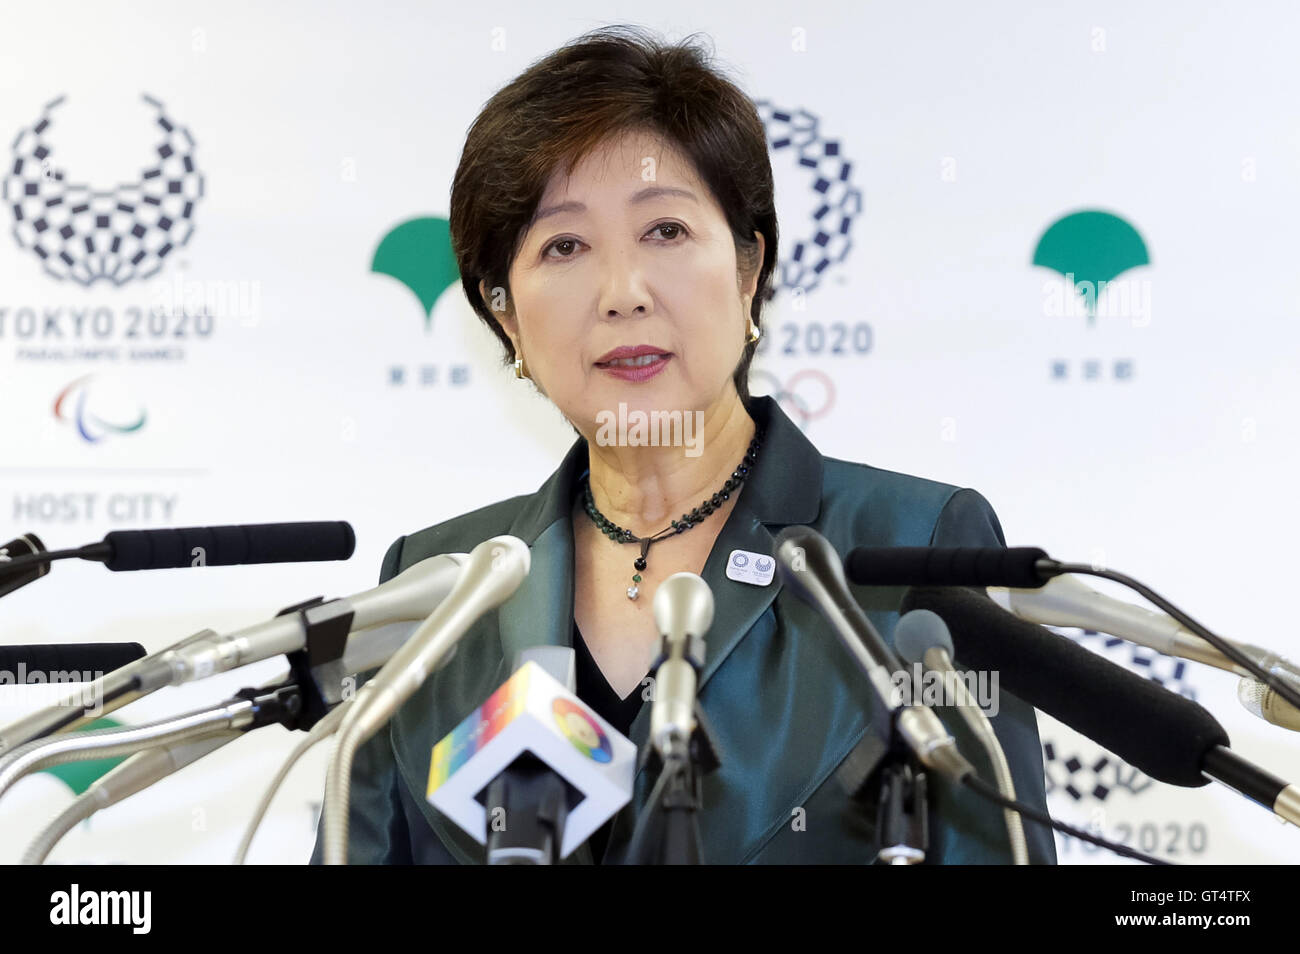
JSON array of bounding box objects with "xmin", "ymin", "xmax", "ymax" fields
[
  {"xmin": 39, "ymin": 717, "xmax": 127, "ymax": 795},
  {"xmin": 371, "ymin": 216, "xmax": 461, "ymax": 331},
  {"xmin": 1032, "ymin": 210, "xmax": 1150, "ymax": 326}
]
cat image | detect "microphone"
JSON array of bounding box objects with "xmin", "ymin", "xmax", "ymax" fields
[
  {"xmin": 902, "ymin": 586, "xmax": 1300, "ymax": 824},
  {"xmin": 0, "ymin": 534, "xmax": 48, "ymax": 598},
  {"xmin": 774, "ymin": 526, "xmax": 974, "ymax": 782},
  {"xmin": 1239, "ymin": 672, "xmax": 1300, "ymax": 732},
  {"xmin": 426, "ymin": 651, "xmax": 637, "ymax": 863},
  {"xmin": 0, "ymin": 522, "xmax": 356, "ymax": 584},
  {"xmin": 649, "ymin": 572, "xmax": 713, "ymax": 761},
  {"xmin": 988, "ymin": 575, "xmax": 1300, "ymax": 731},
  {"xmin": 893, "ymin": 609, "xmax": 1028, "ymax": 864},
  {"xmin": 0, "ymin": 679, "xmax": 301, "ymax": 804},
  {"xmin": 0, "ymin": 629, "xmax": 219, "ymax": 756},
  {"xmin": 857, "ymin": 547, "xmax": 1300, "ymax": 723},
  {"xmin": 481, "ymin": 646, "xmax": 579, "ymax": 864},
  {"xmin": 99, "ymin": 522, "xmax": 355, "ymax": 571},
  {"xmin": 846, "ymin": 546, "xmax": 1054, "ymax": 588},
  {"xmin": 323, "ymin": 536, "xmax": 533, "ymax": 864},
  {"xmin": 135, "ymin": 552, "xmax": 468, "ymax": 690},
  {"xmin": 0, "ymin": 643, "xmax": 145, "ymax": 677},
  {"xmin": 0, "ymin": 553, "xmax": 469, "ymax": 756},
  {"xmin": 475, "ymin": 646, "xmax": 629, "ymax": 864}
]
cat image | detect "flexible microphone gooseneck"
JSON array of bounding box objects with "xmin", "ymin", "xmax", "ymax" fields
[
  {"xmin": 989, "ymin": 574, "xmax": 1300, "ymax": 732},
  {"xmin": 893, "ymin": 609, "xmax": 1028, "ymax": 865},
  {"xmin": 0, "ymin": 552, "xmax": 468, "ymax": 756},
  {"xmin": 323, "ymin": 536, "xmax": 530, "ymax": 865}
]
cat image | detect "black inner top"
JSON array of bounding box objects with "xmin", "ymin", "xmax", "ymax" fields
[{"xmin": 573, "ymin": 621, "xmax": 645, "ymax": 863}]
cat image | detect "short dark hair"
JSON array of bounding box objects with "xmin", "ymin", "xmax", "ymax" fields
[{"xmin": 449, "ymin": 25, "xmax": 778, "ymax": 402}]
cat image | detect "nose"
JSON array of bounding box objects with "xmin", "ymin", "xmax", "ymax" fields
[{"xmin": 598, "ymin": 245, "xmax": 653, "ymax": 321}]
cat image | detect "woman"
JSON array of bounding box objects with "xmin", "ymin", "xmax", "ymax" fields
[{"xmin": 312, "ymin": 26, "xmax": 1055, "ymax": 864}]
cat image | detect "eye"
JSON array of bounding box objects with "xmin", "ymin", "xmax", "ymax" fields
[
  {"xmin": 648, "ymin": 221, "xmax": 687, "ymax": 241},
  {"xmin": 542, "ymin": 237, "xmax": 582, "ymax": 260},
  {"xmin": 540, "ymin": 222, "xmax": 687, "ymax": 261}
]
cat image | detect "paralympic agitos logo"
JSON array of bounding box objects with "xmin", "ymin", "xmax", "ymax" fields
[
  {"xmin": 2, "ymin": 93, "xmax": 204, "ymax": 286},
  {"xmin": 53, "ymin": 374, "xmax": 147, "ymax": 444}
]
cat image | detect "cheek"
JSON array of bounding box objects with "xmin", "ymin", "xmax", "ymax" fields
[
  {"xmin": 517, "ymin": 272, "xmax": 574, "ymax": 321},
  {"xmin": 514, "ymin": 275, "xmax": 587, "ymax": 354},
  {"xmin": 652, "ymin": 256, "xmax": 744, "ymax": 347},
  {"xmin": 653, "ymin": 247, "xmax": 735, "ymax": 300}
]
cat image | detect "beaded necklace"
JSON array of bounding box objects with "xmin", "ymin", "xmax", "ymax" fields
[{"xmin": 580, "ymin": 428, "xmax": 763, "ymax": 600}]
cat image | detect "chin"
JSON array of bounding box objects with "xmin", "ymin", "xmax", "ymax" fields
[
  {"xmin": 570, "ymin": 385, "xmax": 698, "ymax": 441},
  {"xmin": 591, "ymin": 383, "xmax": 699, "ymax": 418}
]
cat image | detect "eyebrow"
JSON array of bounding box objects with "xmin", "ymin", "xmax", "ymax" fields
[{"xmin": 529, "ymin": 186, "xmax": 699, "ymax": 228}]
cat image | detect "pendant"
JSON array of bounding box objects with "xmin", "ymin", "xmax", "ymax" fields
[{"xmin": 627, "ymin": 538, "xmax": 650, "ymax": 600}]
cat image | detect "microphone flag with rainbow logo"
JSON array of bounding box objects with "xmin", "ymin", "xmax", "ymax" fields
[{"xmin": 426, "ymin": 660, "xmax": 636, "ymax": 858}]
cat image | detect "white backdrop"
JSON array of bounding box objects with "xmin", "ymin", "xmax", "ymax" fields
[{"xmin": 1, "ymin": 0, "xmax": 1298, "ymax": 864}]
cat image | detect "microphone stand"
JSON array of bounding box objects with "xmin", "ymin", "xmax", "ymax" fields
[
  {"xmin": 625, "ymin": 701, "xmax": 720, "ymax": 865},
  {"xmin": 835, "ymin": 702, "xmax": 931, "ymax": 864},
  {"xmin": 483, "ymin": 754, "xmax": 573, "ymax": 865},
  {"xmin": 876, "ymin": 760, "xmax": 928, "ymax": 864}
]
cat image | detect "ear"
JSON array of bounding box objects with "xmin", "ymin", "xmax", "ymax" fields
[
  {"xmin": 479, "ymin": 279, "xmax": 520, "ymax": 351},
  {"xmin": 742, "ymin": 230, "xmax": 766, "ymax": 300}
]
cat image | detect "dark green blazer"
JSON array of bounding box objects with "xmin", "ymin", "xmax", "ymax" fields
[{"xmin": 310, "ymin": 395, "xmax": 1056, "ymax": 864}]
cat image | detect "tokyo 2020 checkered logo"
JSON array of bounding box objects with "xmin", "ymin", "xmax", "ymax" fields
[{"xmin": 3, "ymin": 93, "xmax": 204, "ymax": 286}]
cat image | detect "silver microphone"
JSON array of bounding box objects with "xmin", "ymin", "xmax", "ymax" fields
[
  {"xmin": 649, "ymin": 573, "xmax": 714, "ymax": 761},
  {"xmin": 1239, "ymin": 663, "xmax": 1300, "ymax": 731},
  {"xmin": 894, "ymin": 609, "xmax": 1028, "ymax": 865},
  {"xmin": 22, "ymin": 732, "xmax": 240, "ymax": 864},
  {"xmin": 774, "ymin": 525, "xmax": 974, "ymax": 782},
  {"xmin": 135, "ymin": 552, "xmax": 469, "ymax": 690},
  {"xmin": 0, "ymin": 553, "xmax": 469, "ymax": 755},
  {"xmin": 322, "ymin": 535, "xmax": 530, "ymax": 864},
  {"xmin": 989, "ymin": 575, "xmax": 1300, "ymax": 731}
]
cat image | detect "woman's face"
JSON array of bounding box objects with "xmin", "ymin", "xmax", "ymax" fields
[{"xmin": 487, "ymin": 129, "xmax": 764, "ymax": 439}]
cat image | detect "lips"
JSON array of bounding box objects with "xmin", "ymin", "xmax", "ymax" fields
[
  {"xmin": 594, "ymin": 345, "xmax": 673, "ymax": 382},
  {"xmin": 594, "ymin": 344, "xmax": 671, "ymax": 367},
  {"xmin": 598, "ymin": 353, "xmax": 669, "ymax": 369}
]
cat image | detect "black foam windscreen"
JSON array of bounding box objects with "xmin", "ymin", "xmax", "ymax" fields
[
  {"xmin": 846, "ymin": 546, "xmax": 1049, "ymax": 588},
  {"xmin": 101, "ymin": 522, "xmax": 356, "ymax": 571},
  {"xmin": 900, "ymin": 585, "xmax": 1228, "ymax": 788},
  {"xmin": 0, "ymin": 642, "xmax": 146, "ymax": 675}
]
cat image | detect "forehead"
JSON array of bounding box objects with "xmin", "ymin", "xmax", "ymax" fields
[{"xmin": 539, "ymin": 129, "xmax": 706, "ymax": 203}]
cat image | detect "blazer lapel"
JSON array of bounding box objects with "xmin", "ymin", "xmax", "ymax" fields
[
  {"xmin": 693, "ymin": 397, "xmax": 822, "ymax": 690},
  {"xmin": 497, "ymin": 515, "xmax": 577, "ymax": 661}
]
